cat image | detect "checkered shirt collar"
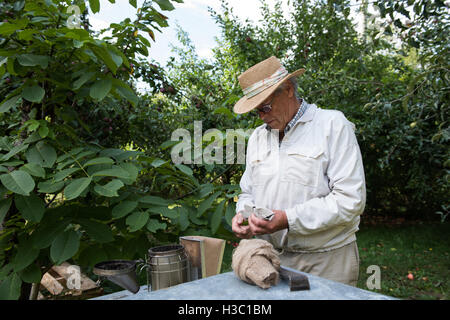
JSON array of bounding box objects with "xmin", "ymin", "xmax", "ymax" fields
[{"xmin": 265, "ymin": 98, "xmax": 308, "ymax": 134}]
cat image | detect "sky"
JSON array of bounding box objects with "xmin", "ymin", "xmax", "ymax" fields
[{"xmin": 89, "ymin": 0, "xmax": 366, "ymax": 66}]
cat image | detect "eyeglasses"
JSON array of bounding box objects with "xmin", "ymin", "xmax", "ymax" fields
[
  {"xmin": 255, "ymin": 93, "xmax": 276, "ymax": 114},
  {"xmin": 254, "ymin": 87, "xmax": 286, "ymax": 115}
]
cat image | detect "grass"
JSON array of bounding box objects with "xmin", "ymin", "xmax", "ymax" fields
[
  {"xmin": 356, "ymin": 221, "xmax": 449, "ymax": 300},
  {"xmin": 221, "ymin": 220, "xmax": 450, "ymax": 300}
]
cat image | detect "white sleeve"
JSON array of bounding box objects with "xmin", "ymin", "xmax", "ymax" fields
[
  {"xmin": 285, "ymin": 116, "xmax": 366, "ymax": 235},
  {"xmin": 236, "ymin": 135, "xmax": 256, "ymax": 214}
]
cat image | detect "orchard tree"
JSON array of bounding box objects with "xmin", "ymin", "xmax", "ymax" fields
[{"xmin": 0, "ymin": 0, "xmax": 188, "ymax": 300}]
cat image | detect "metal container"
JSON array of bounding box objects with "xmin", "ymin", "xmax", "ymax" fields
[
  {"xmin": 147, "ymin": 244, "xmax": 190, "ymax": 291},
  {"xmin": 93, "ymin": 260, "xmax": 140, "ymax": 294}
]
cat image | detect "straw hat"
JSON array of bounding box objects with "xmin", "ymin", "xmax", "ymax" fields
[{"xmin": 233, "ymin": 56, "xmax": 305, "ymax": 114}]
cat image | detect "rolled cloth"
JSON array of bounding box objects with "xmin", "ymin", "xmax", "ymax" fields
[{"xmin": 232, "ymin": 239, "xmax": 281, "ymax": 289}]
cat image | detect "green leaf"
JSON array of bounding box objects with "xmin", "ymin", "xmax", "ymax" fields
[
  {"xmin": 25, "ymin": 141, "xmax": 57, "ymax": 168},
  {"xmin": 92, "ymin": 167, "xmax": 130, "ymax": 179},
  {"xmin": 53, "ymin": 167, "xmax": 80, "ymax": 182},
  {"xmin": 14, "ymin": 1, "xmax": 25, "ymax": 11},
  {"xmin": 0, "ymin": 170, "xmax": 35, "ymax": 196},
  {"xmin": 64, "ymin": 177, "xmax": 92, "ymax": 200},
  {"xmin": 225, "ymin": 201, "xmax": 236, "ymax": 227},
  {"xmin": 1, "ymin": 161, "xmax": 23, "ymax": 166},
  {"xmin": 175, "ymin": 164, "xmax": 193, "ymax": 176},
  {"xmin": 50, "ymin": 230, "xmax": 80, "ymax": 265},
  {"xmin": 78, "ymin": 218, "xmax": 114, "ymax": 243},
  {"xmin": 12, "ymin": 241, "xmax": 39, "ymax": 272},
  {"xmin": 197, "ymin": 191, "xmax": 221, "ymax": 217},
  {"xmin": 160, "ymin": 140, "xmax": 180, "ymax": 150},
  {"xmin": 112, "ymin": 79, "xmax": 138, "ymax": 107},
  {"xmin": 31, "ymin": 217, "xmax": 70, "ymax": 249},
  {"xmin": 0, "ymin": 264, "xmax": 13, "ymax": 282},
  {"xmin": 89, "ymin": 0, "xmax": 100, "ymax": 13},
  {"xmin": 177, "ymin": 207, "xmax": 189, "ymax": 231},
  {"xmin": 118, "ymin": 162, "xmax": 139, "ymax": 184},
  {"xmin": 27, "ymin": 119, "xmax": 39, "ymax": 132},
  {"xmin": 17, "ymin": 54, "xmax": 49, "ymax": 68},
  {"xmin": 90, "ymin": 79, "xmax": 112, "ymax": 101},
  {"xmin": 147, "ymin": 206, "xmax": 178, "ymax": 220},
  {"xmin": 198, "ymin": 183, "xmax": 213, "ymax": 198},
  {"xmin": 146, "ymin": 218, "xmax": 167, "ymax": 233},
  {"xmin": 78, "ymin": 245, "xmax": 108, "ymax": 267},
  {"xmin": 19, "ymin": 263, "xmax": 41, "ymax": 284},
  {"xmin": 151, "ymin": 159, "xmax": 166, "ymax": 167},
  {"xmin": 154, "ymin": 0, "xmax": 175, "ymax": 11},
  {"xmin": 1, "ymin": 143, "xmax": 28, "ymax": 161},
  {"xmin": 211, "ymin": 200, "xmax": 225, "ymax": 234},
  {"xmin": 129, "ymin": 0, "xmax": 137, "ymax": 8},
  {"xmin": 0, "ymin": 273, "xmax": 22, "ymax": 300},
  {"xmin": 73, "ymin": 72, "xmax": 95, "ymax": 90},
  {"xmin": 139, "ymin": 195, "xmax": 171, "ymax": 206},
  {"xmin": 6, "ymin": 57, "xmax": 16, "ymax": 75},
  {"xmin": 14, "ymin": 194, "xmax": 45, "ymax": 222},
  {"xmin": 112, "ymin": 200, "xmax": 137, "ymax": 219},
  {"xmin": 126, "ymin": 211, "xmax": 149, "ymax": 232},
  {"xmin": 37, "ymin": 180, "xmax": 64, "ymax": 193},
  {"xmin": 23, "ymin": 131, "xmax": 43, "ymax": 144},
  {"xmin": 20, "ymin": 163, "xmax": 45, "ymax": 178},
  {"xmin": 0, "ymin": 198, "xmax": 12, "ymax": 225},
  {"xmin": 213, "ymin": 106, "xmax": 234, "ymax": 119},
  {"xmin": 0, "ymin": 21, "xmax": 26, "ymax": 35},
  {"xmin": 83, "ymin": 157, "xmax": 114, "ymax": 167},
  {"xmin": 89, "ymin": 45, "xmax": 118, "ymax": 74},
  {"xmin": 38, "ymin": 126, "xmax": 49, "ymax": 138},
  {"xmin": 94, "ymin": 179, "xmax": 124, "ymax": 197},
  {"xmin": 21, "ymin": 85, "xmax": 45, "ymax": 103},
  {"xmin": 188, "ymin": 206, "xmax": 207, "ymax": 225},
  {"xmin": 107, "ymin": 48, "xmax": 123, "ymax": 68},
  {"xmin": 0, "ymin": 95, "xmax": 20, "ymax": 113}
]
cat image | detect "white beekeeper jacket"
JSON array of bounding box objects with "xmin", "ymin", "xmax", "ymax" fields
[{"xmin": 236, "ymin": 102, "xmax": 366, "ymax": 253}]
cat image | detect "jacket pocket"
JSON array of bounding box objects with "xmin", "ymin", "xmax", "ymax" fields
[{"xmin": 282, "ymin": 146, "xmax": 323, "ymax": 187}]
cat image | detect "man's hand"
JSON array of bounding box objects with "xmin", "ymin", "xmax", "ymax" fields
[
  {"xmin": 232, "ymin": 212, "xmax": 254, "ymax": 239},
  {"xmin": 248, "ymin": 210, "xmax": 288, "ymax": 235}
]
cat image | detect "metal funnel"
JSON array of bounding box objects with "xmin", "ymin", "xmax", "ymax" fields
[{"xmin": 93, "ymin": 260, "xmax": 140, "ymax": 294}]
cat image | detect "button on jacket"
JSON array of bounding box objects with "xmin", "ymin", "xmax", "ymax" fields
[{"xmin": 236, "ymin": 103, "xmax": 366, "ymax": 253}]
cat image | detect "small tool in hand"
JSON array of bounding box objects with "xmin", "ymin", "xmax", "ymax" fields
[{"xmin": 243, "ymin": 204, "xmax": 275, "ymax": 221}]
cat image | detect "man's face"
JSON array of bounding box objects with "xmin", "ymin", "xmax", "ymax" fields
[{"xmin": 256, "ymin": 83, "xmax": 294, "ymax": 131}]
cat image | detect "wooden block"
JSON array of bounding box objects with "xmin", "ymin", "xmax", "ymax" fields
[
  {"xmin": 51, "ymin": 262, "xmax": 99, "ymax": 291},
  {"xmin": 39, "ymin": 261, "xmax": 101, "ymax": 299},
  {"xmin": 41, "ymin": 272, "xmax": 64, "ymax": 295}
]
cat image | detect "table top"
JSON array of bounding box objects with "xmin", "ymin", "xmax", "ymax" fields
[{"xmin": 92, "ymin": 267, "xmax": 395, "ymax": 300}]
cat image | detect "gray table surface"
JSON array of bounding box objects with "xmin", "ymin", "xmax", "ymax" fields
[{"xmin": 92, "ymin": 267, "xmax": 395, "ymax": 300}]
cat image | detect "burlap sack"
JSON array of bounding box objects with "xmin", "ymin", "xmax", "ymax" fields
[{"xmin": 232, "ymin": 239, "xmax": 280, "ymax": 289}]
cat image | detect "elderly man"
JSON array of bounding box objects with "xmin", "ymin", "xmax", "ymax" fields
[{"xmin": 231, "ymin": 56, "xmax": 366, "ymax": 286}]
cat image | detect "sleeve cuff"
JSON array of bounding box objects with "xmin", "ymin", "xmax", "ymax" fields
[{"xmin": 285, "ymin": 207, "xmax": 299, "ymax": 233}]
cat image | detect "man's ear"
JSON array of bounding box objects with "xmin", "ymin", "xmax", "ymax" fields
[{"xmin": 286, "ymin": 81, "xmax": 294, "ymax": 98}]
